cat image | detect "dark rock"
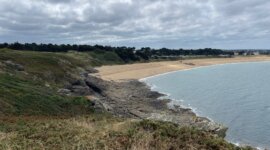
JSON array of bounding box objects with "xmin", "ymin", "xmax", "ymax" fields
[
  {"xmin": 64, "ymin": 75, "xmax": 108, "ymax": 96},
  {"xmin": 70, "ymin": 85, "xmax": 91, "ymax": 95},
  {"xmin": 58, "ymin": 88, "xmax": 71, "ymax": 96},
  {"xmin": 80, "ymin": 72, "xmax": 89, "ymax": 77},
  {"xmin": 86, "ymin": 67, "xmax": 98, "ymax": 74},
  {"xmin": 147, "ymin": 91, "xmax": 164, "ymax": 98},
  {"xmin": 85, "ymin": 81, "xmax": 102, "ymax": 94},
  {"xmin": 84, "ymin": 75, "xmax": 107, "ymax": 94},
  {"xmin": 71, "ymin": 80, "xmax": 86, "ymax": 86},
  {"xmin": 148, "ymin": 99, "xmax": 170, "ymax": 110}
]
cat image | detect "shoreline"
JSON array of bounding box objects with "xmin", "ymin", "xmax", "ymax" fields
[
  {"xmin": 83, "ymin": 75, "xmax": 229, "ymax": 138},
  {"xmin": 91, "ymin": 57, "xmax": 270, "ymax": 149},
  {"xmin": 140, "ymin": 78, "xmax": 248, "ymax": 148},
  {"xmin": 139, "ymin": 60, "xmax": 270, "ymax": 81},
  {"xmin": 94, "ymin": 56, "xmax": 270, "ymax": 82},
  {"xmin": 139, "ymin": 61, "xmax": 270, "ymax": 149}
]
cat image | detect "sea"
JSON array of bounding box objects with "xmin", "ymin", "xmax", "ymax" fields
[{"xmin": 141, "ymin": 61, "xmax": 270, "ymax": 149}]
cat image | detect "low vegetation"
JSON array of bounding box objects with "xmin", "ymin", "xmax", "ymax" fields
[
  {"xmin": 0, "ymin": 49, "xmax": 254, "ymax": 149},
  {"xmin": 0, "ymin": 115, "xmax": 253, "ymax": 150}
]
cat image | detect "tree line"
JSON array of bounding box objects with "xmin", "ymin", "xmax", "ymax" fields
[{"xmin": 0, "ymin": 42, "xmax": 234, "ymax": 62}]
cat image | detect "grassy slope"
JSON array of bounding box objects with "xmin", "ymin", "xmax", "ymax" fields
[
  {"xmin": 0, "ymin": 49, "xmax": 253, "ymax": 149},
  {"xmin": 0, "ymin": 49, "xmax": 98, "ymax": 116},
  {"xmin": 0, "ymin": 74, "xmax": 93, "ymax": 115}
]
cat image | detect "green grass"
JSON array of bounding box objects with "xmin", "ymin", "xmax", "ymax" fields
[
  {"xmin": 0, "ymin": 49, "xmax": 128, "ymax": 85},
  {"xmin": 0, "ymin": 74, "xmax": 93, "ymax": 116},
  {"xmin": 87, "ymin": 50, "xmax": 125, "ymax": 65},
  {"xmin": 0, "ymin": 49, "xmax": 94, "ymax": 86},
  {"xmin": 0, "ymin": 49, "xmax": 98, "ymax": 116}
]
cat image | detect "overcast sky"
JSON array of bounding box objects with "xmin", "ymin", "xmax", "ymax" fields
[{"xmin": 0, "ymin": 0, "xmax": 269, "ymax": 49}]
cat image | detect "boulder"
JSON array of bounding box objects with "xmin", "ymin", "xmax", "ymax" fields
[
  {"xmin": 86, "ymin": 67, "xmax": 98, "ymax": 74},
  {"xmin": 70, "ymin": 85, "xmax": 92, "ymax": 95},
  {"xmin": 84, "ymin": 75, "xmax": 107, "ymax": 94}
]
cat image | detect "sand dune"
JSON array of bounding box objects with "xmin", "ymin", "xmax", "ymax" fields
[{"xmin": 94, "ymin": 56, "xmax": 270, "ymax": 81}]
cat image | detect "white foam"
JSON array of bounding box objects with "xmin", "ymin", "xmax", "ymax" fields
[
  {"xmin": 229, "ymin": 140, "xmax": 265, "ymax": 150},
  {"xmin": 142, "ymin": 77, "xmax": 216, "ymax": 122}
]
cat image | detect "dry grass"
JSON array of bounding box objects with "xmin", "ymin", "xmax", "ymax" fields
[{"xmin": 0, "ymin": 114, "xmax": 254, "ymax": 150}]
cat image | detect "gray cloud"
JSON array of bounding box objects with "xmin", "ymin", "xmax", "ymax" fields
[{"xmin": 0, "ymin": 0, "xmax": 269, "ymax": 49}]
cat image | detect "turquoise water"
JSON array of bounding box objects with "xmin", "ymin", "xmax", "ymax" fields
[{"xmin": 143, "ymin": 62, "xmax": 270, "ymax": 149}]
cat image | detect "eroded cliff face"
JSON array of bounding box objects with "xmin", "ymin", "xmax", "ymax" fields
[{"xmin": 60, "ymin": 72, "xmax": 228, "ymax": 138}]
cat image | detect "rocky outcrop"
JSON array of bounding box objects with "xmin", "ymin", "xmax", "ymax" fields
[
  {"xmin": 59, "ymin": 73, "xmax": 228, "ymax": 138},
  {"xmin": 3, "ymin": 60, "xmax": 24, "ymax": 71}
]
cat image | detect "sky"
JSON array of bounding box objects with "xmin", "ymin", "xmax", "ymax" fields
[{"xmin": 0, "ymin": 0, "xmax": 269, "ymax": 49}]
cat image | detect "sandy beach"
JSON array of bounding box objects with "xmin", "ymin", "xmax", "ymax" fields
[{"xmin": 94, "ymin": 56, "xmax": 270, "ymax": 81}]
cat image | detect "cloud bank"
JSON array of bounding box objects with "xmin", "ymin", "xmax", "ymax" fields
[{"xmin": 0, "ymin": 0, "xmax": 269, "ymax": 48}]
